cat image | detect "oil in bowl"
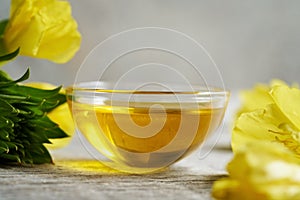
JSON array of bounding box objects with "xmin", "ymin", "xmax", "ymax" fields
[{"xmin": 66, "ymin": 82, "xmax": 229, "ymax": 173}]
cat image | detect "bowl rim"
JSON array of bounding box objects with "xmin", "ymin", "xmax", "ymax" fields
[{"xmin": 66, "ymin": 81, "xmax": 230, "ymax": 96}]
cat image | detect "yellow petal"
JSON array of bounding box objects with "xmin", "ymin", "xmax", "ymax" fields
[
  {"xmin": 270, "ymin": 79, "xmax": 289, "ymax": 88},
  {"xmin": 237, "ymin": 83, "xmax": 271, "ymax": 116},
  {"xmin": 47, "ymin": 103, "xmax": 75, "ymax": 149},
  {"xmin": 4, "ymin": 0, "xmax": 81, "ymax": 63},
  {"xmin": 212, "ymin": 142, "xmax": 300, "ymax": 200},
  {"xmin": 271, "ymin": 85, "xmax": 300, "ymax": 131},
  {"xmin": 233, "ymin": 103, "xmax": 300, "ymax": 156},
  {"xmin": 212, "ymin": 178, "xmax": 267, "ymax": 200},
  {"xmin": 236, "ymin": 80, "xmax": 288, "ymax": 118},
  {"xmin": 25, "ymin": 82, "xmax": 75, "ymax": 149},
  {"xmin": 232, "ymin": 104, "xmax": 288, "ymax": 152}
]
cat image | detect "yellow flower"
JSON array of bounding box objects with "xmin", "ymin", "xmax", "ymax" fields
[
  {"xmin": 232, "ymin": 85, "xmax": 300, "ymax": 156},
  {"xmin": 3, "ymin": 0, "xmax": 81, "ymax": 63},
  {"xmin": 212, "ymin": 142, "xmax": 300, "ymax": 200},
  {"xmin": 25, "ymin": 82, "xmax": 75, "ymax": 149},
  {"xmin": 236, "ymin": 79, "xmax": 287, "ymax": 117},
  {"xmin": 212, "ymin": 81, "xmax": 300, "ymax": 199}
]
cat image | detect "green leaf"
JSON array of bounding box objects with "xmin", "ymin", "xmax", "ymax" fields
[
  {"xmin": 0, "ymin": 68, "xmax": 68, "ymax": 165},
  {"xmin": 0, "ymin": 140, "xmax": 18, "ymax": 151},
  {"xmin": 30, "ymin": 145, "xmax": 52, "ymax": 164},
  {"xmin": 20, "ymin": 105, "xmax": 45, "ymax": 117},
  {"xmin": 0, "ymin": 141, "xmax": 9, "ymax": 150},
  {"xmin": 0, "ymin": 19, "xmax": 9, "ymax": 57},
  {"xmin": 0, "ymin": 153, "xmax": 21, "ymax": 163},
  {"xmin": 27, "ymin": 118, "xmax": 68, "ymax": 139},
  {"xmin": 0, "ymin": 68, "xmax": 28, "ymax": 88},
  {"xmin": 0, "ymin": 48, "xmax": 20, "ymax": 62},
  {"xmin": 0, "ymin": 130, "xmax": 10, "ymax": 141},
  {"xmin": 0, "ymin": 98, "xmax": 17, "ymax": 113},
  {"xmin": 0, "ymin": 119, "xmax": 14, "ymax": 130},
  {"xmin": 0, "ymin": 70, "xmax": 11, "ymax": 81},
  {"xmin": 10, "ymin": 84, "xmax": 62, "ymax": 98},
  {"xmin": 23, "ymin": 127, "xmax": 51, "ymax": 144},
  {"xmin": 0, "ymin": 147, "xmax": 8, "ymax": 154},
  {"xmin": 0, "ymin": 19, "xmax": 8, "ymax": 36},
  {"xmin": 0, "ymin": 93, "xmax": 29, "ymax": 101},
  {"xmin": 0, "ymin": 48, "xmax": 20, "ymax": 67},
  {"xmin": 13, "ymin": 67, "xmax": 29, "ymax": 83}
]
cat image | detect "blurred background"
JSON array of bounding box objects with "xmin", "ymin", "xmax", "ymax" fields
[{"xmin": 1, "ymin": 0, "xmax": 300, "ymax": 90}]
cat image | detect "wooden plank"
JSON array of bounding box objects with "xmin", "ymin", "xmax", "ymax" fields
[
  {"xmin": 0, "ymin": 130, "xmax": 232, "ymax": 200},
  {"xmin": 0, "ymin": 161, "xmax": 226, "ymax": 200}
]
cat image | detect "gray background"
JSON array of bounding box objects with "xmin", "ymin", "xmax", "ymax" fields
[{"xmin": 1, "ymin": 0, "xmax": 300, "ymax": 90}]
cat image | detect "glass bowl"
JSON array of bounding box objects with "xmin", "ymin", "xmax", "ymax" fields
[{"xmin": 66, "ymin": 82, "xmax": 229, "ymax": 173}]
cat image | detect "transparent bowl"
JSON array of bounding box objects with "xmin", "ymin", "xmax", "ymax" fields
[{"xmin": 66, "ymin": 82, "xmax": 229, "ymax": 173}]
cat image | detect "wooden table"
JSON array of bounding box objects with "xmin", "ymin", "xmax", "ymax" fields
[{"xmin": 0, "ymin": 128, "xmax": 232, "ymax": 200}]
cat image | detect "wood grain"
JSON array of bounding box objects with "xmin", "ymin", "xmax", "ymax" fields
[
  {"xmin": 0, "ymin": 131, "xmax": 232, "ymax": 200},
  {"xmin": 0, "ymin": 160, "xmax": 226, "ymax": 200}
]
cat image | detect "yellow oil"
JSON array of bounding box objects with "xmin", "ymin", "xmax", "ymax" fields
[{"xmin": 69, "ymin": 100, "xmax": 225, "ymax": 172}]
